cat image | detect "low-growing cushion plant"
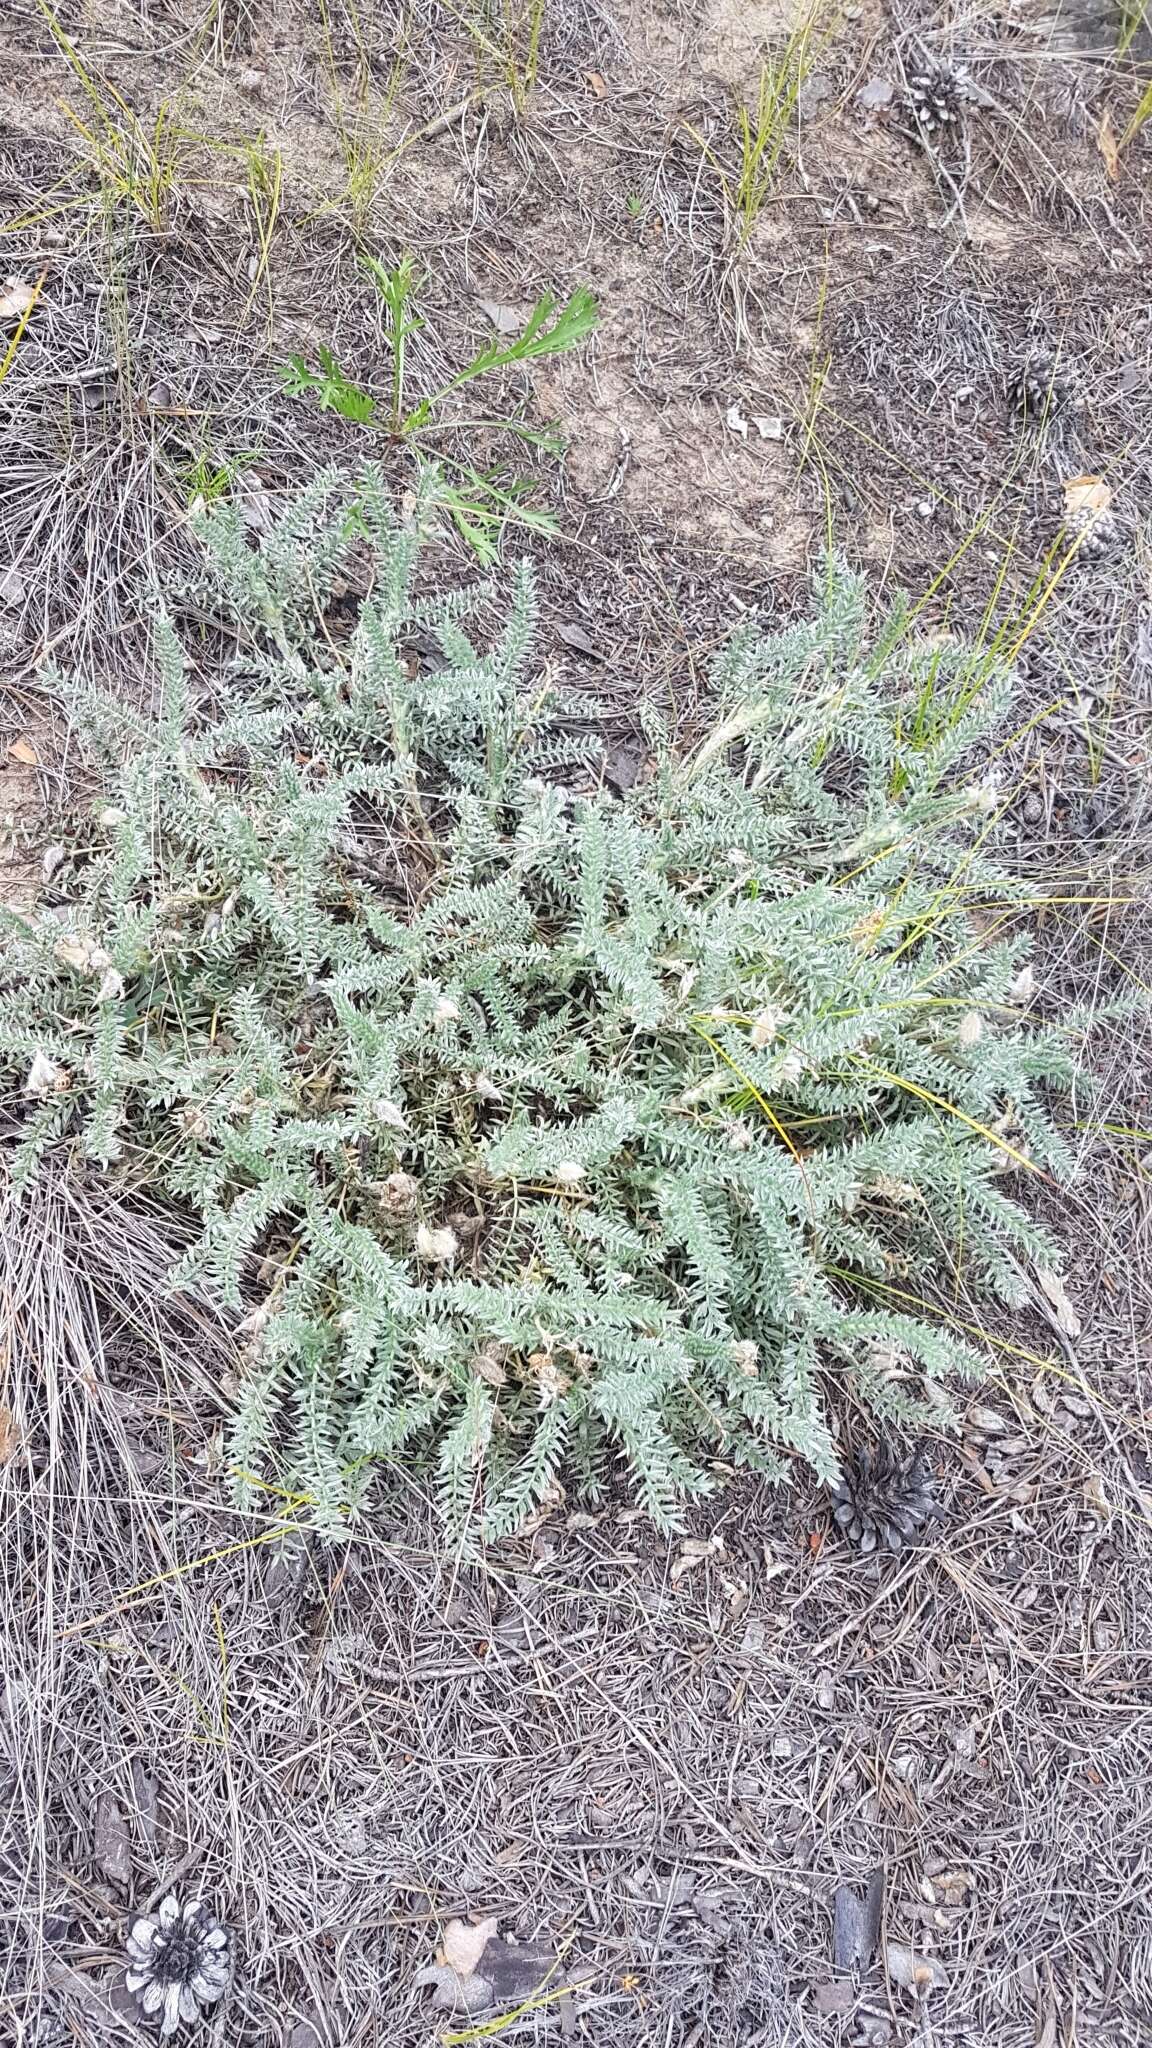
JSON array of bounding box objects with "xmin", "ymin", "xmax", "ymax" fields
[{"xmin": 0, "ymin": 471, "xmax": 1076, "ymax": 1533}]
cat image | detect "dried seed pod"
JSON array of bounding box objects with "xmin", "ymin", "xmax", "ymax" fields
[
  {"xmin": 415, "ymin": 1222, "xmax": 460, "ymax": 1263},
  {"xmin": 375, "ymin": 1170, "xmax": 420, "ymax": 1216}
]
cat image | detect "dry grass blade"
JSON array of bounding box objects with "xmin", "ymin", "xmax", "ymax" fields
[{"xmin": 0, "ymin": 1158, "xmax": 244, "ymax": 2035}]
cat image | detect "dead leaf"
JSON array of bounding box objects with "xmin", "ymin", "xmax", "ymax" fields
[
  {"xmin": 885, "ymin": 1943, "xmax": 948, "ymax": 1999},
  {"xmin": 477, "ymin": 1936, "xmax": 567, "ymax": 2007},
  {"xmin": 25, "ymin": 1051, "xmax": 69, "ymax": 1097},
  {"xmin": 603, "ymin": 739, "xmax": 647, "ymax": 794},
  {"xmin": 478, "ymin": 299, "xmax": 522, "ymax": 336},
  {"xmin": 237, "ymin": 475, "xmax": 275, "ymax": 533},
  {"xmin": 625, "ymin": 1867, "xmax": 695, "ymax": 1906},
  {"xmin": 1063, "ymin": 474, "xmax": 1113, "ymax": 522},
  {"xmin": 584, "ymin": 70, "xmax": 607, "ymax": 97},
  {"xmin": 556, "ymin": 620, "xmax": 602, "ymax": 658},
  {"xmin": 857, "ymin": 77, "xmax": 895, "ymax": 113},
  {"xmin": 0, "ymin": 567, "xmax": 25, "ymax": 607},
  {"xmin": 0, "ymin": 277, "xmax": 37, "ymax": 321},
  {"xmin": 6, "ymin": 735, "xmax": 39, "ymax": 767},
  {"xmin": 1097, "ymin": 106, "xmax": 1120, "ymax": 181},
  {"xmin": 420, "ymin": 1927, "xmax": 564, "ymax": 2020},
  {"xmin": 815, "ymin": 1981, "xmax": 856, "ymax": 2015},
  {"xmin": 923, "ymin": 1861, "xmax": 974, "ymax": 1906},
  {"xmin": 128, "ymin": 1761, "xmax": 159, "ymax": 1843},
  {"xmin": 1083, "ymin": 1470, "xmax": 1110, "ymax": 1516},
  {"xmin": 0, "ymin": 1409, "xmax": 17, "ymax": 1462},
  {"xmin": 54, "ymin": 938, "xmax": 92, "ymax": 973},
  {"xmin": 439, "ymin": 1915, "xmax": 499, "ymax": 1979},
  {"xmin": 1036, "ymin": 1268, "xmax": 1082, "ymax": 1339},
  {"xmin": 515, "ymin": 1478, "xmax": 566, "ymax": 1537},
  {"xmin": 416, "ymin": 1962, "xmax": 493, "ymax": 2015},
  {"xmin": 671, "ymin": 1533, "xmax": 725, "ymax": 1583},
  {"xmin": 1029, "ymin": 1369, "xmax": 1053, "ymax": 1414},
  {"xmin": 54, "ymin": 935, "xmax": 113, "ymax": 975},
  {"xmin": 92, "ymin": 1794, "xmax": 132, "ymax": 1890},
  {"xmin": 965, "ymin": 1403, "xmax": 1006, "ymax": 1435}
]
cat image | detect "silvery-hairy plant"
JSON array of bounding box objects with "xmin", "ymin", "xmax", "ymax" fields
[{"xmin": 0, "ymin": 469, "xmax": 1079, "ymax": 1533}]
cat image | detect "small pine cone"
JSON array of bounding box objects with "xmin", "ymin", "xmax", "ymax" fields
[
  {"xmin": 828, "ymin": 1442, "xmax": 940, "ymax": 1555},
  {"xmin": 125, "ymin": 1895, "xmax": 232, "ymax": 2037},
  {"xmin": 1067, "ymin": 507, "xmax": 1119, "ymax": 561},
  {"xmin": 1008, "ymin": 345, "xmax": 1077, "ymax": 423},
  {"xmin": 905, "ymin": 65, "xmax": 969, "ymax": 140}
]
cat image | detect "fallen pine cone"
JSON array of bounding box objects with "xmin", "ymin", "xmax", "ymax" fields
[
  {"xmin": 125, "ymin": 1895, "xmax": 232, "ymax": 2036},
  {"xmin": 828, "ymin": 1442, "xmax": 940, "ymax": 1554}
]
